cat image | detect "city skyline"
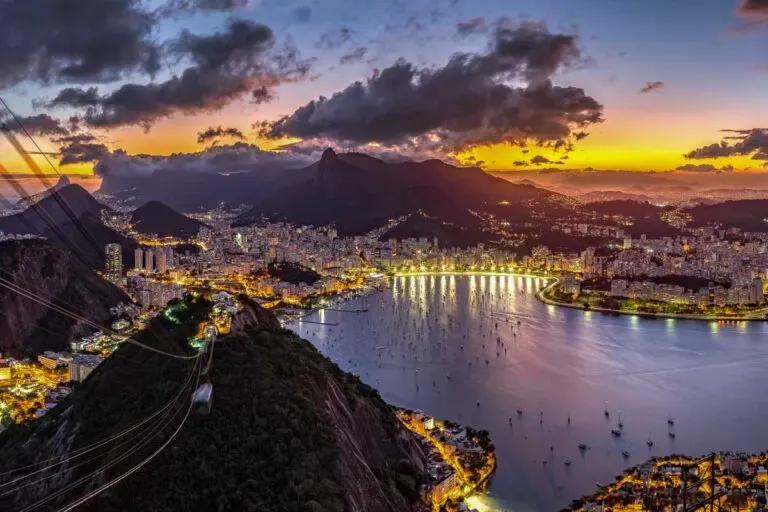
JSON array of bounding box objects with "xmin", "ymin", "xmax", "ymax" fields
[{"xmin": 1, "ymin": 0, "xmax": 768, "ymax": 179}]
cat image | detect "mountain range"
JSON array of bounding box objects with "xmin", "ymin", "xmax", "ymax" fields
[{"xmin": 232, "ymin": 148, "xmax": 580, "ymax": 247}]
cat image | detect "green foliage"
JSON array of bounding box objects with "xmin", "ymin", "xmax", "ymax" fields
[{"xmin": 0, "ymin": 299, "xmax": 420, "ymax": 512}]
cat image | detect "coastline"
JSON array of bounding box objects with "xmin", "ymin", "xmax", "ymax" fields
[{"xmin": 537, "ymin": 278, "xmax": 768, "ymax": 322}]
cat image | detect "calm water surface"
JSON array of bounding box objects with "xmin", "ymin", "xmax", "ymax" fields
[{"xmin": 289, "ymin": 275, "xmax": 768, "ymax": 511}]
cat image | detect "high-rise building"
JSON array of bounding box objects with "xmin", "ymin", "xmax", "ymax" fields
[
  {"xmin": 105, "ymin": 243, "xmax": 122, "ymax": 280},
  {"xmin": 145, "ymin": 249, "xmax": 155, "ymax": 272},
  {"xmin": 156, "ymin": 249, "xmax": 168, "ymax": 274},
  {"xmin": 165, "ymin": 246, "xmax": 174, "ymax": 268},
  {"xmin": 134, "ymin": 248, "xmax": 144, "ymax": 271}
]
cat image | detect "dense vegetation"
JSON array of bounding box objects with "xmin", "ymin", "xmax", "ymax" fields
[
  {"xmin": 262, "ymin": 261, "xmax": 322, "ymax": 285},
  {"xmin": 0, "ymin": 297, "xmax": 425, "ymax": 512}
]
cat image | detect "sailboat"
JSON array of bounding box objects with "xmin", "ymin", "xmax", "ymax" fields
[
  {"xmin": 617, "ymin": 412, "xmax": 624, "ymax": 430},
  {"xmin": 646, "ymin": 432, "xmax": 654, "ymax": 447},
  {"xmin": 667, "ymin": 414, "xmax": 675, "ymax": 426},
  {"xmin": 604, "ymin": 401, "xmax": 610, "ymax": 418}
]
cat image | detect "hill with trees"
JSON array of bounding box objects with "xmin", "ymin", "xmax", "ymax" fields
[
  {"xmin": 0, "ymin": 296, "xmax": 428, "ymax": 512},
  {"xmin": 0, "ymin": 238, "xmax": 129, "ymax": 356},
  {"xmin": 130, "ymin": 201, "xmax": 208, "ymax": 239}
]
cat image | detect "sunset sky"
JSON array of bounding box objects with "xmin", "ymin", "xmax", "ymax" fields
[{"xmin": 1, "ymin": 0, "xmax": 768, "ymax": 176}]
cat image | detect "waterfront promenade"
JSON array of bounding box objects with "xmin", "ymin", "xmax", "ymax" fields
[{"xmin": 537, "ymin": 278, "xmax": 768, "ymax": 322}]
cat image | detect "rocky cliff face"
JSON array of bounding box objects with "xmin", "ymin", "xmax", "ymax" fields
[
  {"xmin": 0, "ymin": 298, "xmax": 429, "ymax": 512},
  {"xmin": 0, "ymin": 239, "xmax": 129, "ymax": 356}
]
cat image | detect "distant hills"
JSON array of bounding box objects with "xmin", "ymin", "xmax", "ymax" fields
[
  {"xmin": 99, "ymin": 165, "xmax": 313, "ymax": 212},
  {"xmin": 92, "ymin": 147, "xmax": 768, "ymax": 247},
  {"xmin": 0, "ymin": 184, "xmax": 103, "ymax": 235},
  {"xmin": 684, "ymin": 199, "xmax": 768, "ymax": 232},
  {"xmin": 234, "ymin": 148, "xmax": 576, "ymax": 244},
  {"xmin": 0, "ymin": 238, "xmax": 129, "ymax": 356},
  {"xmin": 130, "ymin": 201, "xmax": 207, "ymax": 239},
  {"xmin": 0, "ymin": 184, "xmax": 136, "ymax": 269},
  {"xmin": 15, "ymin": 175, "xmax": 71, "ymax": 208}
]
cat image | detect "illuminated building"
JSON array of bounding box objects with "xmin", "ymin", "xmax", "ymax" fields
[
  {"xmin": 0, "ymin": 365, "xmax": 10, "ymax": 381},
  {"xmin": 134, "ymin": 248, "xmax": 144, "ymax": 271},
  {"xmin": 68, "ymin": 354, "xmax": 104, "ymax": 382},
  {"xmin": 156, "ymin": 249, "xmax": 168, "ymax": 274},
  {"xmin": 105, "ymin": 243, "xmax": 122, "ymax": 280},
  {"xmin": 165, "ymin": 246, "xmax": 175, "ymax": 268},
  {"xmin": 145, "ymin": 249, "xmax": 155, "ymax": 272}
]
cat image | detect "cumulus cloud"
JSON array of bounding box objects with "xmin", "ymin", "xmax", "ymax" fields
[
  {"xmin": 91, "ymin": 142, "xmax": 312, "ymax": 177},
  {"xmin": 456, "ymin": 17, "xmax": 487, "ymax": 37},
  {"xmin": 639, "ymin": 81, "xmax": 664, "ymax": 94},
  {"xmin": 0, "ymin": 114, "xmax": 68, "ymax": 137},
  {"xmin": 59, "ymin": 141, "xmax": 111, "ymax": 165},
  {"xmin": 45, "ymin": 20, "xmax": 311, "ymax": 130},
  {"xmin": 263, "ymin": 22, "xmax": 602, "ymax": 155},
  {"xmin": 685, "ymin": 128, "xmax": 768, "ymax": 159},
  {"xmin": 0, "ymin": 0, "xmax": 160, "ymax": 87},
  {"xmin": 530, "ymin": 155, "xmax": 564, "ymax": 165},
  {"xmin": 340, "ymin": 47, "xmax": 367, "ymax": 65},
  {"xmin": 196, "ymin": 126, "xmax": 246, "ymax": 145}
]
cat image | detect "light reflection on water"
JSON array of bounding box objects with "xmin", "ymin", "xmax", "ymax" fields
[{"xmin": 291, "ymin": 275, "xmax": 768, "ymax": 511}]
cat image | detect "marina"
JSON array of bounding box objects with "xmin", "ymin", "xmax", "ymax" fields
[{"xmin": 289, "ymin": 274, "xmax": 768, "ymax": 511}]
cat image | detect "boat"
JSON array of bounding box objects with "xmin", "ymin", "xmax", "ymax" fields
[
  {"xmin": 668, "ymin": 430, "xmax": 676, "ymax": 439},
  {"xmin": 667, "ymin": 414, "xmax": 675, "ymax": 426},
  {"xmin": 622, "ymin": 450, "xmax": 630, "ymax": 458},
  {"xmin": 564, "ymin": 460, "xmax": 572, "ymax": 466},
  {"xmin": 604, "ymin": 401, "xmax": 610, "ymax": 418},
  {"xmin": 647, "ymin": 433, "xmax": 654, "ymax": 447},
  {"xmin": 611, "ymin": 428, "xmax": 622, "ymax": 437},
  {"xmin": 578, "ymin": 443, "xmax": 588, "ymax": 451},
  {"xmin": 517, "ymin": 409, "xmax": 523, "ymax": 415}
]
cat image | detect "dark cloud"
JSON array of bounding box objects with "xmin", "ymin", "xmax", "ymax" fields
[
  {"xmin": 263, "ymin": 22, "xmax": 601, "ymax": 154},
  {"xmin": 639, "ymin": 81, "xmax": 664, "ymax": 94},
  {"xmin": 339, "ymin": 47, "xmax": 367, "ymax": 65},
  {"xmin": 53, "ymin": 133, "xmax": 98, "ymax": 145},
  {"xmin": 197, "ymin": 126, "xmax": 246, "ymax": 145},
  {"xmin": 738, "ymin": 0, "xmax": 768, "ymax": 15},
  {"xmin": 456, "ymin": 17, "xmax": 487, "ymax": 37},
  {"xmin": 1, "ymin": 114, "xmax": 68, "ymax": 137},
  {"xmin": 293, "ymin": 5, "xmax": 312, "ymax": 23},
  {"xmin": 163, "ymin": 0, "xmax": 248, "ymax": 13},
  {"xmin": 675, "ymin": 163, "xmax": 718, "ymax": 172},
  {"xmin": 91, "ymin": 142, "xmax": 313, "ymax": 177},
  {"xmin": 46, "ymin": 20, "xmax": 310, "ymax": 130},
  {"xmin": 530, "ymin": 155, "xmax": 564, "ymax": 165},
  {"xmin": 251, "ymin": 85, "xmax": 275, "ymax": 104},
  {"xmin": 0, "ymin": 0, "xmax": 160, "ymax": 87},
  {"xmin": 59, "ymin": 141, "xmax": 110, "ymax": 165},
  {"xmin": 315, "ymin": 28, "xmax": 354, "ymax": 49},
  {"xmin": 685, "ymin": 128, "xmax": 768, "ymax": 159}
]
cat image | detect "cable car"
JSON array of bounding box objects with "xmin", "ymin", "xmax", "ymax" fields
[{"xmin": 191, "ymin": 382, "xmax": 213, "ymax": 415}]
